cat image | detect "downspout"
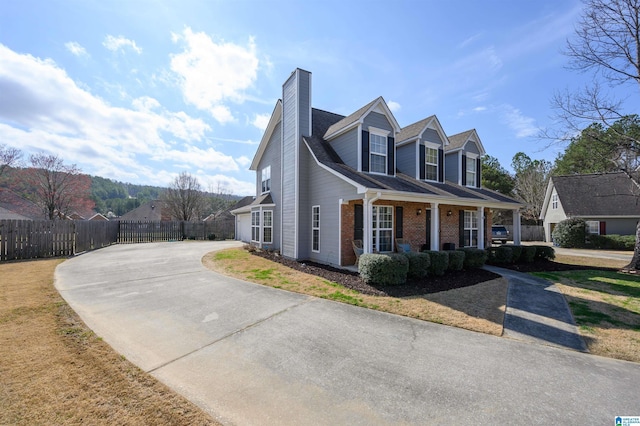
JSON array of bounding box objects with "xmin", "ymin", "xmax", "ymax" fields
[{"xmin": 364, "ymin": 191, "xmax": 381, "ymax": 253}]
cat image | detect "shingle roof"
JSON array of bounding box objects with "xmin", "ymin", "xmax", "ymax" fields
[
  {"xmin": 120, "ymin": 200, "xmax": 166, "ymax": 221},
  {"xmin": 446, "ymin": 129, "xmax": 475, "ymax": 151},
  {"xmin": 553, "ymin": 173, "xmax": 640, "ymax": 216},
  {"xmin": 396, "ymin": 116, "xmax": 435, "ymax": 143},
  {"xmin": 323, "ymin": 97, "xmax": 380, "ymax": 139},
  {"xmin": 0, "ymin": 188, "xmax": 46, "ymax": 220}
]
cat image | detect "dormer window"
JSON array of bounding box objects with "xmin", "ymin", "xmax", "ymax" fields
[
  {"xmin": 261, "ymin": 166, "xmax": 271, "ymax": 193},
  {"xmin": 465, "ymin": 155, "xmax": 477, "ymax": 187},
  {"xmin": 425, "ymin": 146, "xmax": 438, "ymax": 181},
  {"xmin": 369, "ymin": 132, "xmax": 387, "ymax": 174}
]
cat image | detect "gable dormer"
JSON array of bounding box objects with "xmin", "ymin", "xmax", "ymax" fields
[
  {"xmin": 396, "ymin": 115, "xmax": 448, "ymax": 183},
  {"xmin": 323, "ymin": 97, "xmax": 401, "ymax": 176},
  {"xmin": 445, "ymin": 129, "xmax": 485, "ymax": 188}
]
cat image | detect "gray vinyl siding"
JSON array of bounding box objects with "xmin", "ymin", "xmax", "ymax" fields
[
  {"xmin": 281, "ymin": 73, "xmax": 298, "ymax": 258},
  {"xmin": 330, "ymin": 128, "xmax": 358, "ymax": 170},
  {"xmin": 305, "ymin": 153, "xmax": 358, "ymax": 266},
  {"xmin": 256, "ymin": 121, "xmax": 282, "ymax": 249},
  {"xmin": 396, "ymin": 143, "xmax": 416, "ymax": 177},
  {"xmin": 422, "ymin": 128, "xmax": 443, "ymax": 145},
  {"xmin": 465, "ymin": 141, "xmax": 481, "ymax": 155},
  {"xmin": 445, "ymin": 152, "xmax": 459, "ymax": 183},
  {"xmin": 299, "ymin": 74, "xmax": 311, "ymax": 137},
  {"xmin": 600, "ymin": 218, "xmax": 639, "ymax": 235},
  {"xmin": 297, "ymin": 142, "xmax": 312, "ymax": 259},
  {"xmin": 363, "ymin": 111, "xmax": 393, "ymax": 132}
]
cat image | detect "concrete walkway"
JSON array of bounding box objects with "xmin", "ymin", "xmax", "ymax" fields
[
  {"xmin": 55, "ymin": 242, "xmax": 640, "ymax": 425},
  {"xmin": 485, "ymin": 266, "xmax": 587, "ymax": 352}
]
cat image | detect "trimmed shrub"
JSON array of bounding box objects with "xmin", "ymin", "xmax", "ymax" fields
[
  {"xmin": 532, "ymin": 245, "xmax": 555, "ymax": 260},
  {"xmin": 503, "ymin": 244, "xmax": 523, "ymax": 263},
  {"xmin": 552, "ymin": 218, "xmax": 586, "ymax": 248},
  {"xmin": 587, "ymin": 234, "xmax": 636, "ymax": 251},
  {"xmin": 401, "ymin": 252, "xmax": 431, "ymax": 279},
  {"xmin": 422, "ymin": 250, "xmax": 449, "ymax": 276},
  {"xmin": 358, "ymin": 253, "xmax": 409, "ymax": 285},
  {"xmin": 447, "ymin": 250, "xmax": 465, "ymax": 271},
  {"xmin": 488, "ymin": 246, "xmax": 513, "ymax": 264},
  {"xmin": 458, "ymin": 248, "xmax": 487, "ymax": 269},
  {"xmin": 521, "ymin": 245, "xmax": 537, "ymax": 263}
]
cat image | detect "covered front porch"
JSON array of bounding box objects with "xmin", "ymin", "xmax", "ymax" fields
[{"xmin": 339, "ymin": 192, "xmax": 522, "ymax": 266}]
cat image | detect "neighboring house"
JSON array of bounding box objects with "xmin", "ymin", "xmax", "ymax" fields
[
  {"xmin": 235, "ymin": 68, "xmax": 522, "ymax": 267},
  {"xmin": 0, "ymin": 188, "xmax": 47, "ymax": 220},
  {"xmin": 540, "ymin": 172, "xmax": 640, "ymax": 242},
  {"xmin": 120, "ymin": 200, "xmax": 172, "ymax": 221},
  {"xmin": 88, "ymin": 213, "xmax": 109, "ymax": 221}
]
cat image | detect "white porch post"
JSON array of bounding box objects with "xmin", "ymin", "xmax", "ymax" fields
[
  {"xmin": 430, "ymin": 203, "xmax": 439, "ymax": 251},
  {"xmin": 512, "ymin": 209, "xmax": 522, "ymax": 245},
  {"xmin": 363, "ymin": 197, "xmax": 370, "ymax": 254},
  {"xmin": 477, "ymin": 206, "xmax": 485, "ymax": 249}
]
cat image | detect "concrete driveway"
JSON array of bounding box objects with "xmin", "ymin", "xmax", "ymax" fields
[{"xmin": 55, "ymin": 242, "xmax": 640, "ymax": 425}]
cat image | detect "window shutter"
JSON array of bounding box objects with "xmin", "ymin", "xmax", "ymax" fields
[
  {"xmin": 476, "ymin": 157, "xmax": 481, "ymax": 188},
  {"xmin": 419, "ymin": 145, "xmax": 426, "ymax": 180},
  {"xmin": 361, "ymin": 130, "xmax": 370, "ymax": 172},
  {"xmin": 395, "ymin": 206, "xmax": 403, "ymax": 239},
  {"xmin": 461, "ymin": 155, "xmax": 467, "ymax": 186},
  {"xmin": 354, "ymin": 204, "xmax": 363, "ymax": 241},
  {"xmin": 438, "ymin": 148, "xmax": 444, "ymax": 182},
  {"xmin": 459, "ymin": 210, "xmax": 465, "ymax": 248},
  {"xmin": 599, "ymin": 221, "xmax": 606, "ymax": 236},
  {"xmin": 387, "ymin": 137, "xmax": 395, "ymax": 175}
]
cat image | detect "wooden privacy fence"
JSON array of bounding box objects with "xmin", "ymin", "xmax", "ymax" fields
[
  {"xmin": 504, "ymin": 225, "xmax": 545, "ymax": 241},
  {"xmin": 0, "ymin": 218, "xmax": 235, "ymax": 261},
  {"xmin": 0, "ymin": 219, "xmax": 119, "ymax": 261}
]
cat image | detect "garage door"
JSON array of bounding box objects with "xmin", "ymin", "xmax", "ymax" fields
[{"xmin": 237, "ymin": 213, "xmax": 251, "ymax": 243}]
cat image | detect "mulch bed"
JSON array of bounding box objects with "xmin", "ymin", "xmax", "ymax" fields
[{"xmin": 251, "ymin": 250, "xmax": 501, "ymax": 297}]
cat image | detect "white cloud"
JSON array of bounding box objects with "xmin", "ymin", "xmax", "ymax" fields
[
  {"xmin": 473, "ymin": 106, "xmax": 487, "ymax": 112},
  {"xmin": 251, "ymin": 113, "xmax": 270, "ymax": 131},
  {"xmin": 501, "ymin": 104, "xmax": 538, "ymax": 138},
  {"xmin": 201, "ymin": 174, "xmax": 255, "ymax": 196},
  {"xmin": 236, "ymin": 156, "xmax": 251, "ymax": 167},
  {"xmin": 387, "ymin": 101, "xmax": 401, "ymax": 112},
  {"xmin": 65, "ymin": 41, "xmax": 88, "ymax": 57},
  {"xmin": 103, "ymin": 35, "xmax": 142, "ymax": 54},
  {"xmin": 170, "ymin": 27, "xmax": 259, "ymax": 124},
  {"xmin": 0, "ymin": 43, "xmax": 236, "ymax": 184}
]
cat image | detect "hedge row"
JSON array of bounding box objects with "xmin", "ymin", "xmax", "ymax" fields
[{"xmin": 487, "ymin": 244, "xmax": 554, "ymax": 265}]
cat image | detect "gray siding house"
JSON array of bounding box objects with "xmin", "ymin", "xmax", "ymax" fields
[
  {"xmin": 540, "ymin": 173, "xmax": 640, "ymax": 242},
  {"xmin": 234, "ymin": 68, "xmax": 523, "ymax": 266}
]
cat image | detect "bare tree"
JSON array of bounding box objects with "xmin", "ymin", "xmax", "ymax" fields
[
  {"xmin": 27, "ymin": 153, "xmax": 89, "ymax": 220},
  {"xmin": 511, "ymin": 153, "xmax": 552, "ymax": 223},
  {"xmin": 208, "ymin": 181, "xmax": 235, "ymax": 213},
  {"xmin": 0, "ymin": 144, "xmax": 22, "ymax": 178},
  {"xmin": 162, "ymin": 172, "xmax": 206, "ymax": 221},
  {"xmin": 551, "ymin": 0, "xmax": 640, "ymax": 270}
]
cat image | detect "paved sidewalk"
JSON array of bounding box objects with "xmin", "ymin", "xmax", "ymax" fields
[{"xmin": 485, "ymin": 266, "xmax": 587, "ymax": 352}]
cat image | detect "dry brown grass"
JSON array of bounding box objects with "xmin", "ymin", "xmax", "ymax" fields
[
  {"xmin": 0, "ymin": 259, "xmax": 219, "ymax": 426},
  {"xmin": 203, "ymin": 248, "xmax": 508, "ymax": 336},
  {"xmin": 554, "ymin": 253, "xmax": 628, "ymax": 270}
]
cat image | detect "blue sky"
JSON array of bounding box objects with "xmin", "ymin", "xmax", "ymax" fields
[{"xmin": 0, "ymin": 0, "xmax": 629, "ymax": 195}]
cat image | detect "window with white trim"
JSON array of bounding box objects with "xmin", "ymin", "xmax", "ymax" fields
[
  {"xmin": 425, "ymin": 146, "xmax": 438, "ymax": 181},
  {"xmin": 372, "ymin": 205, "xmax": 393, "ymax": 252},
  {"xmin": 552, "ymin": 193, "xmax": 558, "ymax": 209},
  {"xmin": 261, "ymin": 166, "xmax": 271, "ymax": 193},
  {"xmin": 312, "ymin": 206, "xmax": 320, "ymax": 252},
  {"xmin": 369, "ymin": 133, "xmax": 387, "ymax": 174},
  {"xmin": 586, "ymin": 220, "xmax": 600, "ymax": 235},
  {"xmin": 262, "ymin": 210, "xmax": 273, "ymax": 243},
  {"xmin": 466, "ymin": 156, "xmax": 477, "ymax": 187},
  {"xmin": 251, "ymin": 211, "xmax": 260, "ymax": 242},
  {"xmin": 463, "ymin": 210, "xmax": 478, "ymax": 247}
]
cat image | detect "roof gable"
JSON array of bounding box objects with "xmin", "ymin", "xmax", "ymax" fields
[
  {"xmin": 396, "ymin": 115, "xmax": 449, "ymax": 147},
  {"xmin": 250, "ymin": 100, "xmax": 282, "ymax": 171},
  {"xmin": 446, "ymin": 129, "xmax": 485, "ymax": 155},
  {"xmin": 323, "ymin": 97, "xmax": 401, "ymax": 140}
]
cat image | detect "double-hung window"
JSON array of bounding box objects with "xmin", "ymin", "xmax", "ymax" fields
[
  {"xmin": 552, "ymin": 193, "xmax": 558, "ymax": 209},
  {"xmin": 586, "ymin": 221, "xmax": 600, "ymax": 235},
  {"xmin": 251, "ymin": 211, "xmax": 260, "ymax": 242},
  {"xmin": 463, "ymin": 210, "xmax": 478, "ymax": 247},
  {"xmin": 263, "ymin": 211, "xmax": 273, "ymax": 244},
  {"xmin": 261, "ymin": 166, "xmax": 271, "ymax": 193},
  {"xmin": 369, "ymin": 132, "xmax": 387, "ymax": 174},
  {"xmin": 372, "ymin": 206, "xmax": 393, "ymax": 252},
  {"xmin": 425, "ymin": 146, "xmax": 438, "ymax": 181},
  {"xmin": 466, "ymin": 156, "xmax": 477, "ymax": 187},
  {"xmin": 312, "ymin": 206, "xmax": 320, "ymax": 252}
]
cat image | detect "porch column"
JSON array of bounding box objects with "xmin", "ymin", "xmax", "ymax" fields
[
  {"xmin": 477, "ymin": 206, "xmax": 485, "ymax": 249},
  {"xmin": 512, "ymin": 209, "xmax": 522, "ymax": 245},
  {"xmin": 363, "ymin": 198, "xmax": 370, "ymax": 254},
  {"xmin": 430, "ymin": 203, "xmax": 439, "ymax": 251}
]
